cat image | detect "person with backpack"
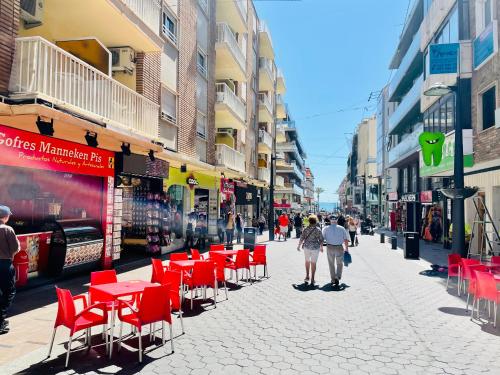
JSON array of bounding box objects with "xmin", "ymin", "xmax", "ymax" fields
[{"xmin": 297, "ymin": 215, "xmax": 324, "ymax": 286}]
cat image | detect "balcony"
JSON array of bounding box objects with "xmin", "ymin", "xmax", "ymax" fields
[
  {"xmin": 276, "ymin": 95, "xmax": 286, "ymax": 119},
  {"xmin": 275, "ymin": 175, "xmax": 285, "ymax": 187},
  {"xmin": 9, "ymin": 37, "xmax": 160, "ymax": 139},
  {"xmin": 277, "ymin": 182, "xmax": 303, "ymax": 197},
  {"xmin": 388, "ymin": 29, "xmax": 423, "ymax": 102},
  {"xmin": 388, "ymin": 74, "xmax": 423, "ymax": 135},
  {"xmin": 215, "ymin": 144, "xmax": 245, "ymax": 173},
  {"xmin": 258, "ymin": 130, "xmax": 273, "ymax": 154},
  {"xmin": 276, "ymin": 160, "xmax": 304, "ymax": 180},
  {"xmin": 216, "ymin": 0, "xmax": 247, "ymax": 34},
  {"xmin": 215, "ymin": 82, "xmax": 246, "ymax": 130},
  {"xmin": 420, "ymin": 0, "xmax": 455, "ymax": 50},
  {"xmin": 388, "ymin": 123, "xmax": 423, "ymax": 167},
  {"xmin": 258, "ymin": 167, "xmax": 271, "ymax": 184},
  {"xmin": 276, "ymin": 127, "xmax": 286, "ymax": 143},
  {"xmin": 277, "ymin": 69, "xmax": 286, "ymax": 94},
  {"xmin": 19, "ymin": 0, "xmax": 162, "ymax": 52},
  {"xmin": 259, "ymin": 57, "xmax": 275, "ymax": 92},
  {"xmin": 259, "ymin": 21, "xmax": 274, "ymax": 60},
  {"xmin": 258, "ymin": 92, "xmax": 273, "ymax": 123},
  {"xmin": 276, "ymin": 141, "xmax": 305, "ymax": 167},
  {"xmin": 216, "ymin": 23, "xmax": 246, "ymax": 82}
]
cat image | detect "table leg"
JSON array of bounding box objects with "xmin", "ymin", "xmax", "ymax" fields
[{"xmin": 109, "ymin": 302, "xmax": 115, "ymax": 359}]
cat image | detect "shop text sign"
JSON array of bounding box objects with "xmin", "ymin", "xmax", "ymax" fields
[
  {"xmin": 220, "ymin": 178, "xmax": 234, "ymax": 196},
  {"xmin": 0, "ymin": 124, "xmax": 114, "ymax": 177},
  {"xmin": 429, "ymin": 43, "xmax": 460, "ymax": 75}
]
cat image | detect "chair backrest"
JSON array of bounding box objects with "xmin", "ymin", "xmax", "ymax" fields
[
  {"xmin": 461, "ymin": 259, "xmax": 481, "ymax": 279},
  {"xmin": 191, "ymin": 249, "xmax": 201, "ymax": 260},
  {"xmin": 448, "ymin": 254, "xmax": 461, "ymax": 266},
  {"xmin": 170, "ymin": 252, "xmax": 189, "ymax": 261},
  {"xmin": 235, "ymin": 249, "xmax": 250, "ymax": 268},
  {"xmin": 138, "ymin": 285, "xmax": 171, "ymax": 324},
  {"xmin": 55, "ymin": 287, "xmax": 76, "ymax": 329},
  {"xmin": 474, "ymin": 271, "xmax": 498, "ymax": 301},
  {"xmin": 151, "ymin": 258, "xmax": 165, "ymax": 284},
  {"xmin": 162, "ymin": 270, "xmax": 182, "ymax": 292},
  {"xmin": 191, "ymin": 261, "xmax": 215, "ymax": 287},
  {"xmin": 210, "ymin": 244, "xmax": 225, "ymax": 251},
  {"xmin": 467, "ymin": 265, "xmax": 488, "ymax": 293},
  {"xmin": 252, "ymin": 247, "xmax": 266, "ymax": 263},
  {"xmin": 491, "ymin": 256, "xmax": 500, "ymax": 264},
  {"xmin": 213, "ymin": 254, "xmax": 226, "ymax": 282},
  {"xmin": 90, "ymin": 270, "xmax": 117, "ymax": 285}
]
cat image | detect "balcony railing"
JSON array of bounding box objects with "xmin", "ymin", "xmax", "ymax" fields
[
  {"xmin": 216, "ymin": 82, "xmax": 246, "ymax": 123},
  {"xmin": 258, "ymin": 129, "xmax": 273, "ymax": 150},
  {"xmin": 122, "ymin": 0, "xmax": 161, "ymax": 34},
  {"xmin": 388, "ymin": 74, "xmax": 423, "ymax": 134},
  {"xmin": 235, "ymin": 0, "xmax": 248, "ymax": 21},
  {"xmin": 388, "ymin": 123, "xmax": 424, "ymax": 166},
  {"xmin": 284, "ymin": 182, "xmax": 303, "ymax": 196},
  {"xmin": 216, "ymin": 23, "xmax": 246, "ymax": 73},
  {"xmin": 215, "ymin": 144, "xmax": 245, "ymax": 173},
  {"xmin": 389, "ymin": 29, "xmax": 421, "ymax": 100},
  {"xmin": 10, "ymin": 37, "xmax": 159, "ymax": 139},
  {"xmin": 275, "ymin": 175, "xmax": 285, "ymax": 187},
  {"xmin": 258, "ymin": 167, "xmax": 270, "ymax": 184},
  {"xmin": 258, "ymin": 92, "xmax": 273, "ymax": 114},
  {"xmin": 259, "ymin": 21, "xmax": 274, "ymax": 50},
  {"xmin": 259, "ymin": 57, "xmax": 276, "ymax": 81}
]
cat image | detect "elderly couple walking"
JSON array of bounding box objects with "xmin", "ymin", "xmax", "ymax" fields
[{"xmin": 297, "ymin": 215, "xmax": 349, "ymax": 286}]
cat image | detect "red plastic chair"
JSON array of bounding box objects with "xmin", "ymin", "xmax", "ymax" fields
[
  {"xmin": 213, "ymin": 254, "xmax": 229, "ymax": 300},
  {"xmin": 460, "ymin": 258, "xmax": 480, "ymax": 294},
  {"xmin": 170, "ymin": 252, "xmax": 189, "ymax": 261},
  {"xmin": 225, "ymin": 249, "xmax": 251, "ymax": 284},
  {"xmin": 471, "ymin": 271, "xmax": 500, "ymax": 327},
  {"xmin": 250, "ymin": 245, "xmax": 268, "ymax": 279},
  {"xmin": 210, "ymin": 244, "xmax": 225, "ymax": 251},
  {"xmin": 190, "ymin": 249, "xmax": 201, "ymax": 260},
  {"xmin": 183, "ymin": 261, "xmax": 217, "ymax": 310},
  {"xmin": 465, "ymin": 264, "xmax": 488, "ymax": 311},
  {"xmin": 150, "ymin": 258, "xmax": 167, "ymax": 284},
  {"xmin": 48, "ymin": 287, "xmax": 108, "ymax": 368},
  {"xmin": 161, "ymin": 270, "xmax": 185, "ymax": 334},
  {"xmin": 117, "ymin": 285, "xmax": 174, "ymax": 362},
  {"xmin": 446, "ymin": 254, "xmax": 461, "ymax": 291},
  {"xmin": 491, "ymin": 256, "xmax": 500, "ymax": 264}
]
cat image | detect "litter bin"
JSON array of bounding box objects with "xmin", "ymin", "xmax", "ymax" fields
[
  {"xmin": 380, "ymin": 233, "xmax": 385, "ymax": 243},
  {"xmin": 13, "ymin": 249, "xmax": 29, "ymax": 287},
  {"xmin": 391, "ymin": 236, "xmax": 398, "ymax": 250},
  {"xmin": 403, "ymin": 232, "xmax": 420, "ymax": 259},
  {"xmin": 244, "ymin": 227, "xmax": 257, "ymax": 251}
]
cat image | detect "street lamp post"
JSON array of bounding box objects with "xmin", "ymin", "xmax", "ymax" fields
[
  {"xmin": 424, "ymin": 81, "xmax": 466, "ymax": 257},
  {"xmin": 268, "ymin": 154, "xmax": 276, "ymax": 241}
]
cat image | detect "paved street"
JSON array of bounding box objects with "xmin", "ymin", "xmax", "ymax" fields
[{"xmin": 1, "ymin": 234, "xmax": 500, "ymax": 375}]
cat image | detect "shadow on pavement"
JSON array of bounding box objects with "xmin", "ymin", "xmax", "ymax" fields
[
  {"xmin": 320, "ymin": 283, "xmax": 350, "ymax": 292},
  {"xmin": 438, "ymin": 306, "xmax": 471, "ymax": 316},
  {"xmin": 292, "ymin": 282, "xmax": 350, "ymax": 292}
]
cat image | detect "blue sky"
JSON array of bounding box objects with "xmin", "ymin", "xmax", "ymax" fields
[{"xmin": 255, "ymin": 0, "xmax": 410, "ymax": 202}]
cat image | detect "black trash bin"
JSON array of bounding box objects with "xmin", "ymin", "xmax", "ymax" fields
[
  {"xmin": 403, "ymin": 232, "xmax": 420, "ymax": 259},
  {"xmin": 380, "ymin": 233, "xmax": 385, "ymax": 243},
  {"xmin": 244, "ymin": 227, "xmax": 257, "ymax": 251},
  {"xmin": 391, "ymin": 236, "xmax": 398, "ymax": 250}
]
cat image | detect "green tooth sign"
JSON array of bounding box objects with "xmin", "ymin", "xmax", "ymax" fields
[{"xmin": 419, "ymin": 132, "xmax": 445, "ymax": 167}]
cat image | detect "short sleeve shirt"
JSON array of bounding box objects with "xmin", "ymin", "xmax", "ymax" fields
[
  {"xmin": 322, "ymin": 224, "xmax": 349, "ymax": 245},
  {"xmin": 300, "ymin": 226, "xmax": 324, "ymax": 250}
]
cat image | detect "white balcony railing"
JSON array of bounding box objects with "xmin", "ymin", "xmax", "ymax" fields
[
  {"xmin": 216, "ymin": 82, "xmax": 246, "ymax": 123},
  {"xmin": 259, "ymin": 57, "xmax": 276, "ymax": 81},
  {"xmin": 388, "ymin": 123, "xmax": 424, "ymax": 166},
  {"xmin": 258, "ymin": 167, "xmax": 270, "ymax": 184},
  {"xmin": 389, "ymin": 30, "xmax": 421, "ymax": 100},
  {"xmin": 388, "ymin": 74, "xmax": 423, "ymax": 133},
  {"xmin": 258, "ymin": 92, "xmax": 273, "ymax": 114},
  {"xmin": 122, "ymin": 0, "xmax": 161, "ymax": 34},
  {"xmin": 216, "ymin": 23, "xmax": 246, "ymax": 73},
  {"xmin": 275, "ymin": 175, "xmax": 285, "ymax": 187},
  {"xmin": 258, "ymin": 129, "xmax": 273, "ymax": 150},
  {"xmin": 284, "ymin": 182, "xmax": 303, "ymax": 196},
  {"xmin": 10, "ymin": 37, "xmax": 159, "ymax": 139},
  {"xmin": 216, "ymin": 144, "xmax": 245, "ymax": 173},
  {"xmin": 259, "ymin": 21, "xmax": 274, "ymax": 50},
  {"xmin": 235, "ymin": 0, "xmax": 247, "ymax": 21}
]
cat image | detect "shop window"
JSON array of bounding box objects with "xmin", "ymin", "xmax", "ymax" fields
[
  {"xmin": 481, "ymin": 86, "xmax": 496, "ymax": 130},
  {"xmin": 167, "ymin": 185, "xmax": 185, "ymax": 238}
]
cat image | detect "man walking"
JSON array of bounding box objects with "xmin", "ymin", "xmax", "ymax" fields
[
  {"xmin": 322, "ymin": 216, "xmax": 349, "ymax": 286},
  {"xmin": 0, "ymin": 205, "xmax": 20, "ymax": 335}
]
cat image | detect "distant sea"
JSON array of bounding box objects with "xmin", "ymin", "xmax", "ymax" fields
[{"xmin": 319, "ymin": 202, "xmax": 338, "ymax": 212}]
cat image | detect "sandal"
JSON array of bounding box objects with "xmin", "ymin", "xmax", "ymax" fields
[{"xmin": 304, "ymin": 277, "xmax": 309, "ymax": 283}]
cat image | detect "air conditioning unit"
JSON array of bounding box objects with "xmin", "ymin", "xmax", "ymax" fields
[
  {"xmin": 217, "ymin": 128, "xmax": 234, "ymax": 136},
  {"xmin": 110, "ymin": 47, "xmax": 136, "ymax": 74},
  {"xmin": 20, "ymin": 0, "xmax": 44, "ymax": 28},
  {"xmin": 161, "ymin": 111, "xmax": 176, "ymax": 124}
]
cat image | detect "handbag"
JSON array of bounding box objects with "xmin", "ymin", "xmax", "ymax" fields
[{"xmin": 343, "ymin": 251, "xmax": 352, "ymax": 267}]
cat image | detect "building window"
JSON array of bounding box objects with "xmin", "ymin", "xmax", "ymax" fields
[
  {"xmin": 161, "ymin": 86, "xmax": 177, "ymax": 124},
  {"xmin": 197, "ymin": 50, "xmax": 207, "ymax": 77},
  {"xmin": 196, "ymin": 111, "xmax": 207, "ymax": 139},
  {"xmin": 484, "ymin": 0, "xmax": 493, "ymax": 28},
  {"xmin": 481, "ymin": 86, "xmax": 496, "ymax": 130},
  {"xmin": 162, "ymin": 11, "xmax": 177, "ymax": 45}
]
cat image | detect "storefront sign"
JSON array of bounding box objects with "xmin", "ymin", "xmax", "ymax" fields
[
  {"xmin": 420, "ymin": 190, "xmax": 437, "ymax": 203},
  {"xmin": 474, "ymin": 21, "xmax": 497, "ymax": 69},
  {"xmin": 429, "ymin": 43, "xmax": 460, "ymax": 75},
  {"xmin": 401, "ymin": 193, "xmax": 418, "ymax": 203},
  {"xmin": 235, "ymin": 184, "xmax": 257, "ymax": 205},
  {"xmin": 419, "ymin": 132, "xmax": 445, "ymax": 167},
  {"xmin": 274, "ymin": 202, "xmax": 291, "ymax": 208},
  {"xmin": 186, "ymin": 174, "xmax": 199, "ymax": 189},
  {"xmin": 419, "ymin": 130, "xmax": 474, "ymax": 177},
  {"xmin": 117, "ymin": 153, "xmax": 169, "ymax": 179},
  {"xmin": 387, "ymin": 192, "xmax": 399, "ymax": 201},
  {"xmin": 220, "ymin": 178, "xmax": 235, "ymax": 196},
  {"xmin": 0, "ymin": 124, "xmax": 114, "ymax": 177}
]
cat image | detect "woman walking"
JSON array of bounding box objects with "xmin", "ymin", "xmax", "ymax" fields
[
  {"xmin": 297, "ymin": 215, "xmax": 324, "ymax": 286},
  {"xmin": 226, "ymin": 211, "xmax": 235, "ymax": 246},
  {"xmin": 347, "ymin": 217, "xmax": 357, "ymax": 247}
]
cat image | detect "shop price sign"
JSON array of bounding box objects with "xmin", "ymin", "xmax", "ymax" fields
[{"xmin": 0, "ymin": 124, "xmax": 114, "ymax": 177}]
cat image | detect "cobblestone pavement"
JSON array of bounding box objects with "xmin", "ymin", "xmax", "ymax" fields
[{"xmin": 2, "ymin": 234, "xmax": 500, "ymax": 374}]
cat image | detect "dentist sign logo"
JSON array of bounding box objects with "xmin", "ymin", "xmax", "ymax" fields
[{"xmin": 419, "ymin": 132, "xmax": 445, "ymax": 167}]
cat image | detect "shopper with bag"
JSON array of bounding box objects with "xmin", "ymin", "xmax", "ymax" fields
[
  {"xmin": 297, "ymin": 215, "xmax": 324, "ymax": 286},
  {"xmin": 322, "ymin": 216, "xmax": 350, "ymax": 286}
]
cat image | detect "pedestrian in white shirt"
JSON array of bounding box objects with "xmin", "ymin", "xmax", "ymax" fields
[{"xmin": 322, "ymin": 216, "xmax": 349, "ymax": 286}]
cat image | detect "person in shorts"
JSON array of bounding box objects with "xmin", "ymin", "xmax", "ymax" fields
[
  {"xmin": 297, "ymin": 215, "xmax": 324, "ymax": 286},
  {"xmin": 278, "ymin": 213, "xmax": 289, "ymax": 241}
]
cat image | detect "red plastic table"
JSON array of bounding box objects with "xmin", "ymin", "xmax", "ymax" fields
[
  {"xmin": 211, "ymin": 249, "xmax": 240, "ymax": 257},
  {"xmin": 89, "ymin": 280, "xmax": 158, "ymax": 358}
]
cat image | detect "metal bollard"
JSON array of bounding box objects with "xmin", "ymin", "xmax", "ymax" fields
[
  {"xmin": 380, "ymin": 233, "xmax": 385, "ymax": 243},
  {"xmin": 391, "ymin": 236, "xmax": 397, "ymax": 250}
]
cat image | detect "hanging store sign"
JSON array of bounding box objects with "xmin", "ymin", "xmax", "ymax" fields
[
  {"xmin": 420, "ymin": 190, "xmax": 440, "ymax": 203},
  {"xmin": 186, "ymin": 174, "xmax": 199, "ymax": 189},
  {"xmin": 220, "ymin": 178, "xmax": 235, "ymax": 196},
  {"xmin": 419, "ymin": 132, "xmax": 445, "ymax": 167},
  {"xmin": 401, "ymin": 193, "xmax": 418, "ymax": 203},
  {"xmin": 117, "ymin": 153, "xmax": 169, "ymax": 179},
  {"xmin": 387, "ymin": 192, "xmax": 399, "ymax": 201},
  {"xmin": 0, "ymin": 124, "xmax": 114, "ymax": 177},
  {"xmin": 473, "ymin": 21, "xmax": 497, "ymax": 69},
  {"xmin": 429, "ymin": 43, "xmax": 460, "ymax": 75}
]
